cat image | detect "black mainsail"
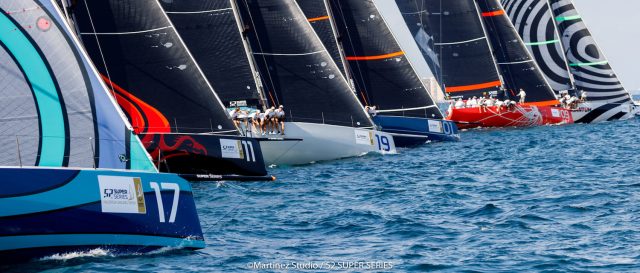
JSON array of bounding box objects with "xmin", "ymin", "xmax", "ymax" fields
[
  {"xmin": 296, "ymin": 0, "xmax": 348, "ymax": 78},
  {"xmin": 502, "ymin": 0, "xmax": 574, "ymax": 94},
  {"xmin": 328, "ymin": 0, "xmax": 443, "ymax": 119},
  {"xmin": 69, "ymin": 0, "xmax": 271, "ymax": 177},
  {"xmin": 160, "ymin": 0, "xmax": 263, "ymax": 107},
  {"xmin": 476, "ymin": 0, "xmax": 558, "ymax": 105},
  {"xmin": 548, "ymin": 0, "xmax": 631, "ymax": 103},
  {"xmin": 70, "ymin": 0, "xmax": 237, "ymax": 135},
  {"xmin": 395, "ymin": 0, "xmax": 503, "ymax": 99},
  {"xmin": 235, "ymin": 0, "xmax": 372, "ymax": 128}
]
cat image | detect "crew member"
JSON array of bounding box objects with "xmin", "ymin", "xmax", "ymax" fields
[
  {"xmin": 275, "ymin": 105, "xmax": 285, "ymax": 135},
  {"xmin": 230, "ymin": 107, "xmax": 242, "ymax": 129},
  {"xmin": 517, "ymin": 88, "xmax": 527, "ymax": 103},
  {"xmin": 495, "ymin": 99, "xmax": 504, "ymax": 113},
  {"xmin": 262, "ymin": 107, "xmax": 274, "ymax": 135},
  {"xmin": 580, "ymin": 90, "xmax": 588, "ymax": 102},
  {"xmin": 267, "ymin": 106, "xmax": 277, "ymax": 134},
  {"xmin": 249, "ymin": 110, "xmax": 261, "ymax": 135}
]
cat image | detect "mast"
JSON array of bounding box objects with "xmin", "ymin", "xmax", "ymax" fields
[
  {"xmin": 322, "ymin": 0, "xmax": 357, "ymax": 89},
  {"xmin": 234, "ymin": 0, "xmax": 374, "ymax": 128},
  {"xmin": 501, "ymin": 0, "xmax": 575, "ymax": 94},
  {"xmin": 295, "ymin": 0, "xmax": 349, "ymax": 78},
  {"xmin": 69, "ymin": 0, "xmax": 238, "ymax": 135},
  {"xmin": 328, "ymin": 0, "xmax": 443, "ymax": 119},
  {"xmin": 230, "ymin": 0, "xmax": 270, "ymax": 109},
  {"xmin": 0, "ymin": 0, "xmax": 155, "ymax": 170},
  {"xmin": 544, "ymin": 0, "xmax": 577, "ymax": 92},
  {"xmin": 548, "ymin": 0, "xmax": 630, "ymax": 103},
  {"xmin": 161, "ymin": 0, "xmax": 267, "ymax": 109},
  {"xmin": 394, "ymin": 0, "xmax": 504, "ymax": 100},
  {"xmin": 475, "ymin": 0, "xmax": 558, "ymax": 104},
  {"xmin": 471, "ymin": 0, "xmax": 507, "ymax": 92}
]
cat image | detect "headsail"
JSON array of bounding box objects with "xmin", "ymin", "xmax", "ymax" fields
[
  {"xmin": 328, "ymin": 0, "xmax": 443, "ymax": 119},
  {"xmin": 502, "ymin": 0, "xmax": 573, "ymax": 94},
  {"xmin": 476, "ymin": 0, "xmax": 558, "ymax": 105},
  {"xmin": 548, "ymin": 0, "xmax": 631, "ymax": 103},
  {"xmin": 0, "ymin": 0, "xmax": 154, "ymax": 171},
  {"xmin": 69, "ymin": 0, "xmax": 238, "ymax": 136},
  {"xmin": 296, "ymin": 0, "xmax": 348, "ymax": 78},
  {"xmin": 395, "ymin": 0, "xmax": 502, "ymax": 99},
  {"xmin": 160, "ymin": 0, "xmax": 263, "ymax": 107},
  {"xmin": 235, "ymin": 0, "xmax": 373, "ymax": 128}
]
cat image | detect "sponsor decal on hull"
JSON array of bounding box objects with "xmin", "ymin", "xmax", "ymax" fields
[
  {"xmin": 220, "ymin": 139, "xmax": 245, "ymax": 159},
  {"xmin": 354, "ymin": 130, "xmax": 374, "ymax": 146},
  {"xmin": 428, "ymin": 120, "xmax": 443, "ymax": 133},
  {"xmin": 98, "ymin": 176, "xmax": 146, "ymax": 214}
]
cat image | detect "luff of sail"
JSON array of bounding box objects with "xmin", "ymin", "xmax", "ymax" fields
[
  {"xmin": 395, "ymin": 0, "xmax": 503, "ymax": 99},
  {"xmin": 502, "ymin": 0, "xmax": 573, "ymax": 94},
  {"xmin": 328, "ymin": 0, "xmax": 444, "ymax": 119},
  {"xmin": 236, "ymin": 0, "xmax": 373, "ymax": 128},
  {"xmin": 548, "ymin": 0, "xmax": 631, "ymax": 103},
  {"xmin": 0, "ymin": 0, "xmax": 154, "ymax": 170},
  {"xmin": 70, "ymin": 0, "xmax": 238, "ymax": 135},
  {"xmin": 296, "ymin": 0, "xmax": 348, "ymax": 78},
  {"xmin": 476, "ymin": 0, "xmax": 558, "ymax": 106},
  {"xmin": 160, "ymin": 0, "xmax": 263, "ymax": 108}
]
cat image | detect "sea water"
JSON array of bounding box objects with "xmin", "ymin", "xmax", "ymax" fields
[{"xmin": 8, "ymin": 118, "xmax": 640, "ymax": 272}]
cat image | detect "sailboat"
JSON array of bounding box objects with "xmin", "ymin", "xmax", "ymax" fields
[
  {"xmin": 156, "ymin": 0, "xmax": 304, "ymax": 166},
  {"xmin": 64, "ymin": 0, "xmax": 270, "ymax": 179},
  {"xmin": 229, "ymin": 0, "xmax": 396, "ymax": 165},
  {"xmin": 0, "ymin": 0, "xmax": 203, "ymax": 262},
  {"xmin": 317, "ymin": 0, "xmax": 459, "ymax": 147},
  {"xmin": 505, "ymin": 0, "xmax": 636, "ymax": 123},
  {"xmin": 395, "ymin": 0, "xmax": 572, "ymax": 129}
]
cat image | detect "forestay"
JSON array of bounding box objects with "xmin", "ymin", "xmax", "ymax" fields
[{"xmin": 0, "ymin": 0, "xmax": 154, "ymax": 171}]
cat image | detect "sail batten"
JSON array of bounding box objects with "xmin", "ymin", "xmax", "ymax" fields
[
  {"xmin": 0, "ymin": 0, "xmax": 156, "ymax": 171},
  {"xmin": 327, "ymin": 0, "xmax": 443, "ymax": 119},
  {"xmin": 71, "ymin": 0, "xmax": 238, "ymax": 134},
  {"xmin": 395, "ymin": 0, "xmax": 503, "ymax": 99},
  {"xmin": 502, "ymin": 0, "xmax": 573, "ymax": 94},
  {"xmin": 548, "ymin": 0, "xmax": 630, "ymax": 103},
  {"xmin": 236, "ymin": 0, "xmax": 373, "ymax": 128},
  {"xmin": 296, "ymin": 0, "xmax": 348, "ymax": 77},
  {"xmin": 476, "ymin": 0, "xmax": 558, "ymax": 103},
  {"xmin": 160, "ymin": 0, "xmax": 262, "ymax": 107}
]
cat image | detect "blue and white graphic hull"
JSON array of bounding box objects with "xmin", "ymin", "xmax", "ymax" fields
[{"xmin": 0, "ymin": 167, "xmax": 204, "ymax": 264}]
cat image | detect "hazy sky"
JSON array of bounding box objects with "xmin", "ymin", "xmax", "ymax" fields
[{"xmin": 376, "ymin": 0, "xmax": 640, "ymax": 92}]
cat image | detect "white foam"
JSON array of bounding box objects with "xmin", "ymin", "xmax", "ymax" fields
[{"xmin": 39, "ymin": 248, "xmax": 112, "ymax": 261}]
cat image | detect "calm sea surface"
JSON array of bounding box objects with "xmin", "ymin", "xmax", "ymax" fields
[{"xmin": 11, "ymin": 118, "xmax": 640, "ymax": 272}]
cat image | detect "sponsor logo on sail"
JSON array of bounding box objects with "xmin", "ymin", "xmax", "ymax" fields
[
  {"xmin": 98, "ymin": 176, "xmax": 146, "ymax": 214},
  {"xmin": 220, "ymin": 139, "xmax": 244, "ymax": 159}
]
